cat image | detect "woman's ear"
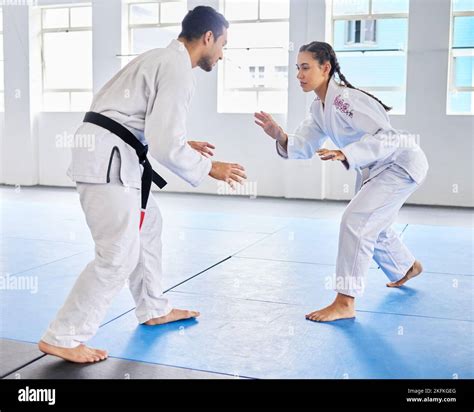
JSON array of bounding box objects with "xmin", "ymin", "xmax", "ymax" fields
[{"xmin": 324, "ymin": 62, "xmax": 332, "ymax": 76}]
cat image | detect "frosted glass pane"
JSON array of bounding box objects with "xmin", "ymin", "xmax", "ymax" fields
[
  {"xmin": 223, "ymin": 48, "xmax": 288, "ymax": 89},
  {"xmin": 0, "ymin": 9, "xmax": 3, "ymax": 32},
  {"xmin": 71, "ymin": 92, "xmax": 93, "ymax": 112},
  {"xmin": 226, "ymin": 22, "xmax": 289, "ymax": 49},
  {"xmin": 333, "ymin": 0, "xmax": 370, "ymax": 16},
  {"xmin": 218, "ymin": 90, "xmax": 257, "ymax": 113},
  {"xmin": 333, "ymin": 19, "xmax": 408, "ymax": 51},
  {"xmin": 453, "ymin": 16, "xmax": 474, "ymax": 48},
  {"xmin": 70, "ymin": 7, "xmax": 92, "ymax": 28},
  {"xmin": 258, "ymin": 90, "xmax": 287, "ymax": 113},
  {"xmin": 43, "ymin": 92, "xmax": 70, "ymax": 111},
  {"xmin": 337, "ymin": 53, "xmax": 406, "ymax": 87},
  {"xmin": 130, "ymin": 3, "xmax": 159, "ymax": 25},
  {"xmin": 454, "ymin": 56, "xmax": 473, "ymax": 87},
  {"xmin": 224, "ymin": 0, "xmax": 258, "ymax": 21},
  {"xmin": 453, "ymin": 0, "xmax": 474, "ymax": 12},
  {"xmin": 0, "ymin": 92, "xmax": 4, "ymax": 112},
  {"xmin": 448, "ymin": 91, "xmax": 474, "ymax": 114},
  {"xmin": 371, "ymin": 0, "xmax": 409, "ymax": 14},
  {"xmin": 0, "ymin": 34, "xmax": 3, "ymax": 61},
  {"xmin": 131, "ymin": 26, "xmax": 180, "ymax": 54},
  {"xmin": 160, "ymin": 1, "xmax": 188, "ymax": 24},
  {"xmin": 42, "ymin": 8, "xmax": 69, "ymax": 29},
  {"xmin": 43, "ymin": 31, "xmax": 92, "ymax": 89},
  {"xmin": 260, "ymin": 0, "xmax": 290, "ymax": 19}
]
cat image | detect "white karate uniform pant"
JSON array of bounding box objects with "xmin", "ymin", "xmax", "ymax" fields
[
  {"xmin": 42, "ymin": 152, "xmax": 171, "ymax": 348},
  {"xmin": 334, "ymin": 164, "xmax": 422, "ymax": 298}
]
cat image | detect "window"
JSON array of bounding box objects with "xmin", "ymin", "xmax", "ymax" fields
[
  {"xmin": 124, "ymin": 0, "xmax": 188, "ymax": 64},
  {"xmin": 0, "ymin": 7, "xmax": 4, "ymax": 112},
  {"xmin": 331, "ymin": 0, "xmax": 409, "ymax": 114},
  {"xmin": 345, "ymin": 19, "xmax": 376, "ymax": 45},
  {"xmin": 40, "ymin": 5, "xmax": 93, "ymax": 111},
  {"xmin": 218, "ymin": 0, "xmax": 290, "ymax": 114},
  {"xmin": 448, "ymin": 0, "xmax": 474, "ymax": 114}
]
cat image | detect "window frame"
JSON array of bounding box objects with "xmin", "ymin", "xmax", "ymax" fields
[
  {"xmin": 330, "ymin": 0, "xmax": 409, "ymax": 113},
  {"xmin": 447, "ymin": 4, "xmax": 474, "ymax": 114},
  {"xmin": 218, "ymin": 0, "xmax": 290, "ymax": 113},
  {"xmin": 345, "ymin": 19, "xmax": 377, "ymax": 46},
  {"xmin": 127, "ymin": 0, "xmax": 186, "ymax": 57},
  {"xmin": 40, "ymin": 4, "xmax": 93, "ymax": 112},
  {"xmin": 0, "ymin": 7, "xmax": 4, "ymax": 112}
]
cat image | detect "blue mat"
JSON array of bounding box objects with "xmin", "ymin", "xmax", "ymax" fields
[
  {"xmin": 1, "ymin": 203, "xmax": 283, "ymax": 245},
  {"xmin": 1, "ymin": 200, "xmax": 93, "ymax": 245},
  {"xmin": 173, "ymin": 257, "xmax": 473, "ymax": 322},
  {"xmin": 0, "ymin": 249, "xmax": 227, "ymax": 343},
  {"xmin": 89, "ymin": 291, "xmax": 474, "ymax": 379},
  {"xmin": 162, "ymin": 227, "xmax": 267, "ymax": 257},
  {"xmin": 402, "ymin": 225, "xmax": 473, "ymax": 275},
  {"xmin": 0, "ymin": 236, "xmax": 90, "ymax": 275},
  {"xmin": 0, "ymin": 251, "xmax": 133, "ymax": 342},
  {"xmin": 3, "ymin": 210, "xmax": 472, "ymax": 379},
  {"xmin": 236, "ymin": 218, "xmax": 406, "ymax": 267},
  {"xmin": 162, "ymin": 211, "xmax": 291, "ymax": 234}
]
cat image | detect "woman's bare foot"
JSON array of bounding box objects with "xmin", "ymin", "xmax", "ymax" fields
[
  {"xmin": 38, "ymin": 340, "xmax": 108, "ymax": 364},
  {"xmin": 143, "ymin": 308, "xmax": 200, "ymax": 326},
  {"xmin": 306, "ymin": 293, "xmax": 355, "ymax": 322},
  {"xmin": 387, "ymin": 260, "xmax": 423, "ymax": 288}
]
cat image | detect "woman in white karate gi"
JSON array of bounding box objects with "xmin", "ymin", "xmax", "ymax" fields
[
  {"xmin": 39, "ymin": 7, "xmax": 246, "ymax": 363},
  {"xmin": 255, "ymin": 41, "xmax": 428, "ymax": 322}
]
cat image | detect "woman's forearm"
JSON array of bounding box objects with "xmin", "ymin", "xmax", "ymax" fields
[{"xmin": 277, "ymin": 128, "xmax": 288, "ymax": 151}]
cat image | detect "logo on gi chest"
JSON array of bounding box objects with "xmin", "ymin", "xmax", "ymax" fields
[{"xmin": 333, "ymin": 95, "xmax": 354, "ymax": 118}]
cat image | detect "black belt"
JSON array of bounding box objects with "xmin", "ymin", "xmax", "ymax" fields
[{"xmin": 83, "ymin": 111, "xmax": 167, "ymax": 230}]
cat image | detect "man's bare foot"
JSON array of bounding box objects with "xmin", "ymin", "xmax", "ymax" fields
[
  {"xmin": 38, "ymin": 340, "xmax": 108, "ymax": 364},
  {"xmin": 143, "ymin": 308, "xmax": 200, "ymax": 326},
  {"xmin": 305, "ymin": 293, "xmax": 355, "ymax": 322},
  {"xmin": 387, "ymin": 260, "xmax": 423, "ymax": 288}
]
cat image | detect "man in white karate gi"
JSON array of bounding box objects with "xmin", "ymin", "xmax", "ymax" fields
[{"xmin": 39, "ymin": 6, "xmax": 245, "ymax": 363}]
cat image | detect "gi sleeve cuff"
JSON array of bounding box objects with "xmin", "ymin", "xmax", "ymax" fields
[{"xmin": 276, "ymin": 140, "xmax": 289, "ymax": 159}]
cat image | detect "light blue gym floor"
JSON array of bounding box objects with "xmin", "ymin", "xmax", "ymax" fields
[{"xmin": 1, "ymin": 186, "xmax": 473, "ymax": 379}]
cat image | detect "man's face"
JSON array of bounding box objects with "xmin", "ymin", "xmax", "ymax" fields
[{"xmin": 198, "ymin": 27, "xmax": 228, "ymax": 72}]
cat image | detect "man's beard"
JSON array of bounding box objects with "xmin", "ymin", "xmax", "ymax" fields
[{"xmin": 197, "ymin": 55, "xmax": 214, "ymax": 72}]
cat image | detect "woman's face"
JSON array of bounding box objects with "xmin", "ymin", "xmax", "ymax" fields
[{"xmin": 296, "ymin": 51, "xmax": 331, "ymax": 93}]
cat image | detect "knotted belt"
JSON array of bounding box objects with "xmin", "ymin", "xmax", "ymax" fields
[{"xmin": 83, "ymin": 111, "xmax": 167, "ymax": 230}]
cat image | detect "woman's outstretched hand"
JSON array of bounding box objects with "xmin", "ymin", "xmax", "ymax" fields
[
  {"xmin": 254, "ymin": 111, "xmax": 287, "ymax": 144},
  {"xmin": 317, "ymin": 149, "xmax": 346, "ymax": 162}
]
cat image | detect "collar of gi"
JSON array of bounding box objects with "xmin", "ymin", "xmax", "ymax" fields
[
  {"xmin": 167, "ymin": 39, "xmax": 192, "ymax": 69},
  {"xmin": 326, "ymin": 74, "xmax": 345, "ymax": 105}
]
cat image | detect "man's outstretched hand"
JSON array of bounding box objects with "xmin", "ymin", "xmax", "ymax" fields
[
  {"xmin": 209, "ymin": 161, "xmax": 247, "ymax": 190},
  {"xmin": 188, "ymin": 141, "xmax": 215, "ymax": 158}
]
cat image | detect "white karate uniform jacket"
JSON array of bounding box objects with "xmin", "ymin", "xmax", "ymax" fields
[
  {"xmin": 67, "ymin": 39, "xmax": 212, "ymax": 188},
  {"xmin": 43, "ymin": 40, "xmax": 211, "ymax": 348},
  {"xmin": 277, "ymin": 76, "xmax": 429, "ymax": 189},
  {"xmin": 276, "ymin": 76, "xmax": 429, "ymax": 297}
]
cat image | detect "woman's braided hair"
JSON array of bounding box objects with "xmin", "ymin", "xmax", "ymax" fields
[{"xmin": 300, "ymin": 41, "xmax": 392, "ymax": 112}]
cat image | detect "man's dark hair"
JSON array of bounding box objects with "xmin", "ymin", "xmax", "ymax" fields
[{"xmin": 179, "ymin": 6, "xmax": 229, "ymax": 42}]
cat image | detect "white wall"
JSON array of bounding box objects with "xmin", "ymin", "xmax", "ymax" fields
[
  {"xmin": 1, "ymin": 0, "xmax": 472, "ymax": 206},
  {"xmin": 0, "ymin": 113, "xmax": 4, "ymax": 183}
]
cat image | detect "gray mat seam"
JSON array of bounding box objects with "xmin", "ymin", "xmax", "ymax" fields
[{"xmin": 168, "ymin": 289, "xmax": 474, "ymax": 323}]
